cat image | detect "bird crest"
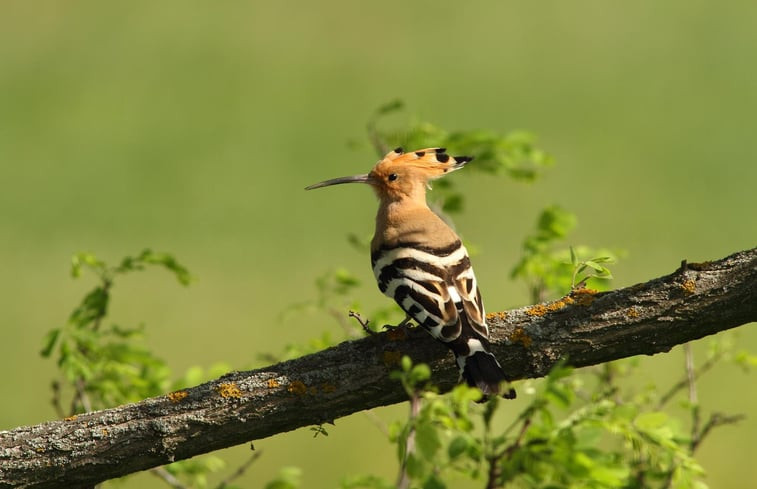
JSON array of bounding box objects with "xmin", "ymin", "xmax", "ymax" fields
[{"xmin": 376, "ymin": 146, "xmax": 472, "ymax": 174}]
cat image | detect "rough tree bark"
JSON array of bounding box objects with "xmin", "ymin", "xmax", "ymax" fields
[{"xmin": 1, "ymin": 247, "xmax": 755, "ymax": 489}]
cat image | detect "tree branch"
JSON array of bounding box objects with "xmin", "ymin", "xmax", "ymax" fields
[{"xmin": 1, "ymin": 248, "xmax": 755, "ymax": 489}]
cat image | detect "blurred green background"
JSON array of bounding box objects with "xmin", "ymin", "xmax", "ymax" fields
[{"xmin": 1, "ymin": 1, "xmax": 755, "ymax": 487}]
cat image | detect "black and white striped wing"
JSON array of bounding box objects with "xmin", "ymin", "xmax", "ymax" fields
[{"xmin": 371, "ymin": 241, "xmax": 489, "ymax": 343}]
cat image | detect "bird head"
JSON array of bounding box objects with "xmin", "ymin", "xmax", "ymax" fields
[{"xmin": 305, "ymin": 147, "xmax": 473, "ymax": 203}]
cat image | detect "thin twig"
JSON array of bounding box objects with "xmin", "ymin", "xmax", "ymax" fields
[
  {"xmin": 396, "ymin": 392, "xmax": 421, "ymax": 489},
  {"xmin": 50, "ymin": 381, "xmax": 66, "ymax": 419},
  {"xmin": 684, "ymin": 344, "xmax": 697, "ymax": 405},
  {"xmin": 503, "ymin": 417, "xmax": 532, "ymax": 460},
  {"xmin": 217, "ymin": 448, "xmax": 262, "ymax": 489},
  {"xmin": 657, "ymin": 349, "xmax": 722, "ymax": 408},
  {"xmin": 684, "ymin": 344, "xmax": 701, "ymax": 442},
  {"xmin": 150, "ymin": 467, "xmax": 189, "ymax": 489},
  {"xmin": 348, "ymin": 310, "xmax": 375, "ymax": 336},
  {"xmin": 486, "ymin": 416, "xmax": 532, "ymax": 489},
  {"xmin": 361, "ymin": 409, "xmax": 390, "ymax": 437},
  {"xmin": 691, "ymin": 412, "xmax": 746, "ymax": 454},
  {"xmin": 329, "ymin": 307, "xmax": 362, "ymax": 338},
  {"xmin": 661, "ymin": 345, "xmax": 744, "ymax": 489},
  {"xmin": 72, "ymin": 377, "xmax": 92, "ymax": 414},
  {"xmin": 366, "ymin": 117, "xmax": 388, "ymax": 157},
  {"xmin": 662, "ymin": 411, "xmax": 745, "ymax": 489},
  {"xmin": 91, "ymin": 280, "xmax": 111, "ymax": 332}
]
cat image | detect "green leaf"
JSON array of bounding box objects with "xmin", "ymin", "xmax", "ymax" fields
[
  {"xmin": 634, "ymin": 411, "xmax": 670, "ymax": 434},
  {"xmin": 448, "ymin": 435, "xmax": 470, "ymax": 459},
  {"xmin": 401, "ymin": 355, "xmax": 412, "ymax": 372},
  {"xmin": 264, "ymin": 466, "xmax": 302, "ymax": 489},
  {"xmin": 138, "ymin": 250, "xmax": 192, "ymax": 285},
  {"xmin": 440, "ymin": 193, "xmax": 464, "ymax": 214},
  {"xmin": 415, "ymin": 421, "xmax": 441, "ymax": 460},
  {"xmin": 405, "ymin": 453, "xmax": 425, "ymax": 479},
  {"xmin": 537, "ymin": 205, "xmax": 577, "ymax": 240},
  {"xmin": 590, "ymin": 464, "xmax": 630, "ymax": 486},
  {"xmin": 375, "ymin": 99, "xmax": 404, "ymax": 116},
  {"xmin": 40, "ymin": 328, "xmax": 61, "ymax": 357},
  {"xmin": 410, "ymin": 364, "xmax": 431, "ymax": 384},
  {"xmin": 71, "ymin": 252, "xmax": 106, "ymax": 278},
  {"xmin": 590, "ymin": 256, "xmax": 615, "ymax": 264},
  {"xmin": 340, "ymin": 474, "xmax": 394, "ymax": 489},
  {"xmin": 422, "ymin": 473, "xmax": 446, "ymax": 489}
]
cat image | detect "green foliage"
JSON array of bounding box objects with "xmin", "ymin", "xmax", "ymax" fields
[
  {"xmin": 43, "ymin": 250, "xmax": 278, "ymax": 488},
  {"xmin": 346, "ymin": 357, "xmax": 736, "ymax": 489},
  {"xmin": 42, "ymin": 250, "xmax": 190, "ymax": 412},
  {"xmin": 310, "ymin": 425, "xmax": 330, "ymax": 438},
  {"xmin": 510, "ymin": 205, "xmax": 622, "ymax": 302},
  {"xmin": 390, "ymin": 355, "xmax": 435, "ymax": 397}
]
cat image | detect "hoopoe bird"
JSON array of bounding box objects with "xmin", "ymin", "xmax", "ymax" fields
[{"xmin": 306, "ymin": 147, "xmax": 515, "ymax": 399}]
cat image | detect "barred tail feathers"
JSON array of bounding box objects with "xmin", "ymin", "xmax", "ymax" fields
[{"xmin": 459, "ymin": 350, "xmax": 516, "ymax": 399}]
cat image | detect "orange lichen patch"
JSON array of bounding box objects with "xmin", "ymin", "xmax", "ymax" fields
[
  {"xmin": 64, "ymin": 415, "xmax": 78, "ymax": 422},
  {"xmin": 386, "ymin": 327, "xmax": 408, "ymax": 341},
  {"xmin": 510, "ymin": 327, "xmax": 532, "ymax": 348},
  {"xmin": 626, "ymin": 307, "xmax": 640, "ymax": 318},
  {"xmin": 320, "ymin": 383, "xmax": 337, "ymax": 393},
  {"xmin": 288, "ymin": 380, "xmax": 307, "ymax": 396},
  {"xmin": 383, "ymin": 350, "xmax": 403, "ymax": 367},
  {"xmin": 681, "ymin": 279, "xmax": 696, "ymax": 295},
  {"xmin": 167, "ymin": 390, "xmax": 188, "ymax": 403},
  {"xmin": 101, "ymin": 429, "xmax": 109, "ymax": 437},
  {"xmin": 309, "ymin": 386, "xmax": 319, "ymax": 395},
  {"xmin": 525, "ymin": 304, "xmax": 548, "ymax": 317},
  {"xmin": 267, "ymin": 378, "xmax": 280, "ymax": 389},
  {"xmin": 526, "ymin": 296, "xmax": 576, "ymax": 317},
  {"xmin": 571, "ymin": 288, "xmax": 598, "ymax": 306},
  {"xmin": 549, "ymin": 296, "xmax": 574, "ymax": 312},
  {"xmin": 486, "ymin": 311, "xmax": 508, "ymax": 322},
  {"xmin": 216, "ymin": 382, "xmax": 243, "ymax": 398}
]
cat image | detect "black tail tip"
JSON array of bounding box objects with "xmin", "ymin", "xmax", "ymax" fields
[{"xmin": 461, "ymin": 351, "xmax": 517, "ymax": 401}]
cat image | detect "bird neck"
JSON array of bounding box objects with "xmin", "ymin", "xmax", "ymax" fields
[
  {"xmin": 372, "ymin": 194, "xmax": 459, "ymax": 251},
  {"xmin": 376, "ymin": 195, "xmax": 429, "ymax": 224}
]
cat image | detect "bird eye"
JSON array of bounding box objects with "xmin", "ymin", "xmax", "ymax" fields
[{"xmin": 388, "ymin": 173, "xmax": 398, "ymax": 181}]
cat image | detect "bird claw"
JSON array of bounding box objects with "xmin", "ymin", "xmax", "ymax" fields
[
  {"xmin": 381, "ymin": 316, "xmax": 413, "ymax": 341},
  {"xmin": 382, "ymin": 315, "xmax": 413, "ymax": 331}
]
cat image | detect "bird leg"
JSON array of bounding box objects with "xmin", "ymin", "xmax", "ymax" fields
[{"xmin": 383, "ymin": 314, "xmax": 414, "ymax": 331}]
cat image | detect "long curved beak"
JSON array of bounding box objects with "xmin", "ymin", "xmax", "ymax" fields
[{"xmin": 305, "ymin": 174, "xmax": 371, "ymax": 190}]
